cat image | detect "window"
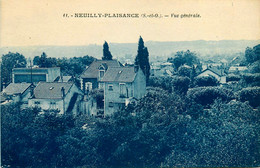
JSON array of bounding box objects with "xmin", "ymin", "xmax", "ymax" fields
[
  {"xmin": 85, "ymin": 82, "xmax": 92, "ymax": 92},
  {"xmin": 34, "ymin": 101, "xmax": 40, "ymax": 105},
  {"xmin": 119, "ymin": 83, "xmax": 127, "ymax": 98},
  {"xmin": 108, "ymin": 84, "xmax": 113, "ymax": 91},
  {"xmin": 108, "ymin": 102, "xmax": 113, "ymax": 107},
  {"xmin": 99, "ymin": 70, "xmax": 105, "ymax": 79},
  {"xmin": 50, "ymin": 102, "xmax": 56, "ymax": 109},
  {"xmin": 99, "ymin": 82, "xmax": 104, "ymax": 89}
]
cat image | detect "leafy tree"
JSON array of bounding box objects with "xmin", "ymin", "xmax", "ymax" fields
[
  {"xmin": 194, "ymin": 76, "xmax": 219, "ymax": 87},
  {"xmin": 102, "ymin": 41, "xmax": 113, "ymax": 60},
  {"xmin": 178, "ymin": 65, "xmax": 192, "ymax": 77},
  {"xmin": 172, "ymin": 76, "xmax": 190, "ymax": 94},
  {"xmin": 245, "ymin": 44, "xmax": 260, "ymax": 65},
  {"xmin": 238, "ymin": 87, "xmax": 260, "ymax": 108},
  {"xmin": 168, "ymin": 50, "xmax": 200, "ymax": 70},
  {"xmin": 135, "ymin": 36, "xmax": 150, "ymax": 83},
  {"xmin": 1, "ymin": 52, "xmax": 26, "ymax": 87},
  {"xmin": 38, "ymin": 52, "xmax": 57, "ymax": 68},
  {"xmin": 241, "ymin": 73, "xmax": 260, "ymax": 87},
  {"xmin": 187, "ymin": 86, "xmax": 234, "ymax": 107},
  {"xmin": 33, "ymin": 56, "xmax": 40, "ymax": 65}
]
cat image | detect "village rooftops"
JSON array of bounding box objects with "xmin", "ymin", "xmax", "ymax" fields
[
  {"xmin": 3, "ymin": 83, "xmax": 32, "ymax": 95},
  {"xmin": 100, "ymin": 66, "xmax": 137, "ymax": 83},
  {"xmin": 80, "ymin": 60, "xmax": 122, "ymax": 79},
  {"xmin": 33, "ymin": 82, "xmax": 74, "ymax": 99}
]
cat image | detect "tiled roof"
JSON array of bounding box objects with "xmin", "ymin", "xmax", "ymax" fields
[
  {"xmin": 80, "ymin": 60, "xmax": 121, "ymax": 78},
  {"xmin": 3, "ymin": 83, "xmax": 32, "ymax": 95},
  {"xmin": 33, "ymin": 82, "xmax": 73, "ymax": 99},
  {"xmin": 100, "ymin": 67, "xmax": 136, "ymax": 82}
]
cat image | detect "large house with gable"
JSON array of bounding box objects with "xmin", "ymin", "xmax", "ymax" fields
[
  {"xmin": 80, "ymin": 59, "xmax": 122, "ymax": 93},
  {"xmin": 100, "ymin": 66, "xmax": 146, "ymax": 116},
  {"xmin": 28, "ymin": 82, "xmax": 84, "ymax": 115}
]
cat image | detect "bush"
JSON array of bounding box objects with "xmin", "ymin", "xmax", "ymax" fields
[
  {"xmin": 172, "ymin": 76, "xmax": 190, "ymax": 94},
  {"xmin": 226, "ymin": 74, "xmax": 241, "ymax": 82},
  {"xmin": 187, "ymin": 86, "xmax": 234, "ymax": 107},
  {"xmin": 194, "ymin": 76, "xmax": 219, "ymax": 87},
  {"xmin": 238, "ymin": 87, "xmax": 260, "ymax": 108},
  {"xmin": 241, "ymin": 73, "xmax": 260, "ymax": 87}
]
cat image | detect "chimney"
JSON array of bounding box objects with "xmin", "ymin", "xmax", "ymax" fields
[{"xmin": 61, "ymin": 87, "xmax": 65, "ymax": 98}]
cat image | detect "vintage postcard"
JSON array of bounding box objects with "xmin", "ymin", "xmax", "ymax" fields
[{"xmin": 1, "ymin": 0, "xmax": 260, "ymax": 167}]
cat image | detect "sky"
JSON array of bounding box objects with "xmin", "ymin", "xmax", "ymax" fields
[{"xmin": 1, "ymin": 0, "xmax": 260, "ymax": 46}]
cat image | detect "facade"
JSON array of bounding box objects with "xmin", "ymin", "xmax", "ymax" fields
[
  {"xmin": 80, "ymin": 60, "xmax": 121, "ymax": 93},
  {"xmin": 28, "ymin": 82, "xmax": 83, "ymax": 115},
  {"xmin": 198, "ymin": 67, "xmax": 226, "ymax": 84},
  {"xmin": 2, "ymin": 83, "xmax": 33, "ymax": 107},
  {"xmin": 101, "ymin": 66, "xmax": 146, "ymax": 116},
  {"xmin": 12, "ymin": 67, "xmax": 61, "ymax": 84}
]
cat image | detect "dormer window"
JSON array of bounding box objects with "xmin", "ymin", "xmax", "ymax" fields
[{"xmin": 99, "ymin": 70, "xmax": 105, "ymax": 79}]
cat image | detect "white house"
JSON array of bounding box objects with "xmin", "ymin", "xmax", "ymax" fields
[
  {"xmin": 100, "ymin": 66, "xmax": 146, "ymax": 116},
  {"xmin": 28, "ymin": 82, "xmax": 84, "ymax": 115},
  {"xmin": 198, "ymin": 67, "xmax": 226, "ymax": 84},
  {"xmin": 80, "ymin": 59, "xmax": 122, "ymax": 93}
]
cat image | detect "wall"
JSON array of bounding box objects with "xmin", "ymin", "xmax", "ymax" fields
[{"xmin": 133, "ymin": 69, "xmax": 146, "ymax": 99}]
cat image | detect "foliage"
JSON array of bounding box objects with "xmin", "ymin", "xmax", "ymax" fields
[
  {"xmin": 171, "ymin": 76, "xmax": 190, "ymax": 94},
  {"xmin": 241, "ymin": 73, "xmax": 260, "ymax": 87},
  {"xmin": 238, "ymin": 87, "xmax": 260, "ymax": 108},
  {"xmin": 226, "ymin": 74, "xmax": 241, "ymax": 82},
  {"xmin": 245, "ymin": 44, "xmax": 260, "ymax": 64},
  {"xmin": 194, "ymin": 75, "xmax": 219, "ymax": 87},
  {"xmin": 102, "ymin": 41, "xmax": 113, "ymax": 60},
  {"xmin": 1, "ymin": 52, "xmax": 26, "ymax": 87},
  {"xmin": 168, "ymin": 50, "xmax": 200, "ymax": 70},
  {"xmin": 164, "ymin": 100, "xmax": 260, "ymax": 167},
  {"xmin": 135, "ymin": 36, "xmax": 150, "ymax": 83},
  {"xmin": 177, "ymin": 65, "xmax": 192, "ymax": 77},
  {"xmin": 187, "ymin": 86, "xmax": 235, "ymax": 107}
]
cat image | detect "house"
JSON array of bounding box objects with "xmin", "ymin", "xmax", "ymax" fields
[
  {"xmin": 80, "ymin": 59, "xmax": 122, "ymax": 93},
  {"xmin": 197, "ymin": 67, "xmax": 226, "ymax": 84},
  {"xmin": 12, "ymin": 67, "xmax": 61, "ymax": 84},
  {"xmin": 2, "ymin": 83, "xmax": 33, "ymax": 107},
  {"xmin": 100, "ymin": 66, "xmax": 146, "ymax": 116},
  {"xmin": 28, "ymin": 82, "xmax": 84, "ymax": 115},
  {"xmin": 229, "ymin": 66, "xmax": 248, "ymax": 74}
]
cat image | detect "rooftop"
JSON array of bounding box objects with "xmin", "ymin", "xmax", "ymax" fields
[
  {"xmin": 3, "ymin": 83, "xmax": 32, "ymax": 95},
  {"xmin": 33, "ymin": 82, "xmax": 73, "ymax": 99},
  {"xmin": 80, "ymin": 60, "xmax": 121, "ymax": 78},
  {"xmin": 100, "ymin": 66, "xmax": 137, "ymax": 82}
]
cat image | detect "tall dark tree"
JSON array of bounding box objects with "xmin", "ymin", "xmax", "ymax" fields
[
  {"xmin": 102, "ymin": 41, "xmax": 113, "ymax": 60},
  {"xmin": 134, "ymin": 36, "xmax": 150, "ymax": 82}
]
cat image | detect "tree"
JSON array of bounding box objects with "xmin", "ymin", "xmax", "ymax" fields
[
  {"xmin": 135, "ymin": 36, "xmax": 150, "ymax": 83},
  {"xmin": 33, "ymin": 56, "xmax": 40, "ymax": 65},
  {"xmin": 102, "ymin": 41, "xmax": 113, "ymax": 60},
  {"xmin": 1, "ymin": 52, "xmax": 26, "ymax": 88},
  {"xmin": 168, "ymin": 50, "xmax": 200, "ymax": 71}
]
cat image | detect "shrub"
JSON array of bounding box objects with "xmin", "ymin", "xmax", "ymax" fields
[
  {"xmin": 187, "ymin": 86, "xmax": 234, "ymax": 107},
  {"xmin": 194, "ymin": 76, "xmax": 219, "ymax": 87},
  {"xmin": 238, "ymin": 87, "xmax": 260, "ymax": 108}
]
